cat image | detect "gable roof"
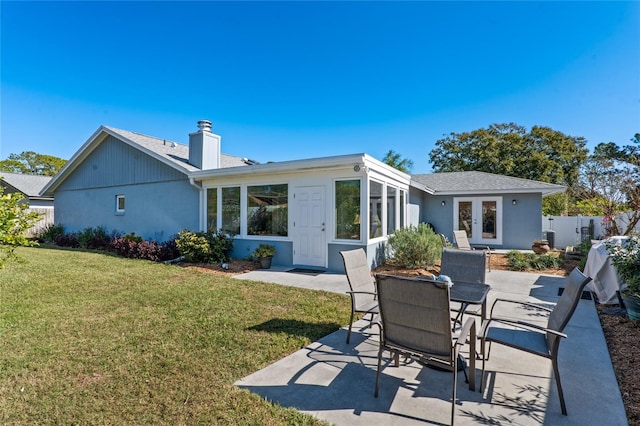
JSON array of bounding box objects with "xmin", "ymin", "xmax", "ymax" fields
[
  {"xmin": 42, "ymin": 125, "xmax": 253, "ymax": 196},
  {"xmin": 411, "ymin": 171, "xmax": 565, "ymax": 196},
  {"xmin": 0, "ymin": 172, "xmax": 53, "ymax": 199}
]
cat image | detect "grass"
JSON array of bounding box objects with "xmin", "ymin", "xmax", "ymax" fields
[{"xmin": 1, "ymin": 246, "xmax": 350, "ymax": 424}]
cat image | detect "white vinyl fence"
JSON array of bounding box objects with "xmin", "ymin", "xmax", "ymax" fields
[{"xmin": 542, "ymin": 213, "xmax": 640, "ymax": 248}]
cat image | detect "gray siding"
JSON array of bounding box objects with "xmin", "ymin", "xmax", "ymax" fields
[
  {"xmin": 60, "ymin": 136, "xmax": 187, "ymax": 190},
  {"xmin": 502, "ymin": 193, "xmax": 543, "ymax": 249},
  {"xmin": 55, "ymin": 136, "xmax": 198, "ymax": 241},
  {"xmin": 422, "ymin": 193, "xmax": 543, "ymax": 250}
]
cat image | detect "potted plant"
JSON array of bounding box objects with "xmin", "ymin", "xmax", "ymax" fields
[
  {"xmin": 606, "ymin": 236, "xmax": 640, "ymax": 320},
  {"xmin": 253, "ymin": 243, "xmax": 276, "ymax": 269}
]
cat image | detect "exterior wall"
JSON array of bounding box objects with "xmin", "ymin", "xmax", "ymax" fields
[
  {"xmin": 54, "ymin": 136, "xmax": 198, "ymax": 241},
  {"xmin": 502, "ymin": 193, "xmax": 542, "ymax": 249},
  {"xmin": 421, "ymin": 192, "xmax": 543, "ymax": 250},
  {"xmin": 202, "ymin": 161, "xmax": 410, "ymax": 271},
  {"xmin": 408, "ymin": 187, "xmax": 427, "ymax": 227}
]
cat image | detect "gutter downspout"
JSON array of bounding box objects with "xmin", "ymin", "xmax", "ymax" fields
[{"xmin": 189, "ymin": 178, "xmax": 204, "ymax": 232}]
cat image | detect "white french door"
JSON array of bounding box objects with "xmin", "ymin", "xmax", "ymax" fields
[
  {"xmin": 293, "ymin": 186, "xmax": 326, "ymax": 267},
  {"xmin": 453, "ymin": 197, "xmax": 502, "ymax": 246}
]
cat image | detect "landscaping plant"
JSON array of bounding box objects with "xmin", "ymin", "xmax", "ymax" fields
[
  {"xmin": 386, "ymin": 223, "xmax": 441, "ymax": 269},
  {"xmin": 506, "ymin": 250, "xmax": 562, "ymax": 271}
]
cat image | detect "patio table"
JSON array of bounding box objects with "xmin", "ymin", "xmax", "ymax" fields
[{"xmin": 449, "ymin": 280, "xmax": 491, "ymax": 322}]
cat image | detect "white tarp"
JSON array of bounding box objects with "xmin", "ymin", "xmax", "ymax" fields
[{"xmin": 584, "ymin": 236, "xmax": 629, "ymax": 304}]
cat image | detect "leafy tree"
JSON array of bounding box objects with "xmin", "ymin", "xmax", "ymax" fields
[
  {"xmin": 429, "ymin": 123, "xmax": 588, "ymax": 186},
  {"xmin": 0, "ymin": 186, "xmax": 40, "ymax": 268},
  {"xmin": 574, "ymin": 136, "xmax": 640, "ymax": 236},
  {"xmin": 383, "ymin": 150, "xmax": 413, "ymax": 173},
  {"xmin": 0, "ymin": 151, "xmax": 67, "ymax": 176}
]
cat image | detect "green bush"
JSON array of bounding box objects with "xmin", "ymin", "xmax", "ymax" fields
[
  {"xmin": 206, "ymin": 229, "xmax": 234, "ymax": 262},
  {"xmin": 77, "ymin": 226, "xmax": 113, "ymax": 250},
  {"xmin": 175, "ymin": 230, "xmax": 211, "ymax": 263},
  {"xmin": 506, "ymin": 250, "xmax": 562, "ymax": 271},
  {"xmin": 386, "ymin": 223, "xmax": 441, "ymax": 269},
  {"xmin": 38, "ymin": 223, "xmax": 65, "ymax": 244},
  {"xmin": 175, "ymin": 229, "xmax": 234, "ymax": 263}
]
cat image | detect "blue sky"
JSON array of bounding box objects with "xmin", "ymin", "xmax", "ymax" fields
[{"xmin": 1, "ymin": 1, "xmax": 639, "ymax": 174}]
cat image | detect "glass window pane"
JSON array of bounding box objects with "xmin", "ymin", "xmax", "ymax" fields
[
  {"xmin": 247, "ymin": 184, "xmax": 288, "ymax": 236},
  {"xmin": 335, "ymin": 180, "xmax": 361, "ymax": 240},
  {"xmin": 482, "ymin": 201, "xmax": 497, "ymax": 239},
  {"xmin": 221, "ymin": 187, "xmax": 240, "ymax": 235},
  {"xmin": 458, "ymin": 201, "xmax": 472, "ymax": 237},
  {"xmin": 369, "ymin": 181, "xmax": 383, "ymax": 239},
  {"xmin": 207, "ymin": 188, "xmax": 217, "ymax": 231},
  {"xmin": 386, "ymin": 186, "xmax": 396, "ymax": 235},
  {"xmin": 116, "ymin": 195, "xmax": 125, "ymax": 212}
]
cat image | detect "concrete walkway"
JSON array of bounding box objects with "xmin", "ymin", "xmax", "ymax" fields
[{"xmin": 234, "ymin": 269, "xmax": 627, "ymax": 425}]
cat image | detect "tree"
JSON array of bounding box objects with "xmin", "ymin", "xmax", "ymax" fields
[
  {"xmin": 383, "ymin": 150, "xmax": 414, "ymax": 173},
  {"xmin": 429, "ymin": 123, "xmax": 588, "ymax": 186},
  {"xmin": 0, "ymin": 186, "xmax": 40, "ymax": 268},
  {"xmin": 0, "ymin": 151, "xmax": 67, "ymax": 176},
  {"xmin": 574, "ymin": 136, "xmax": 640, "ymax": 236}
]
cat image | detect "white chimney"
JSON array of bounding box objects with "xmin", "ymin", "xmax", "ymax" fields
[{"xmin": 189, "ymin": 120, "xmax": 221, "ymax": 169}]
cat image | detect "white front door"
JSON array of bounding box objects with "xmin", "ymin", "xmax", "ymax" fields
[
  {"xmin": 454, "ymin": 197, "xmax": 502, "ymax": 246},
  {"xmin": 293, "ymin": 186, "xmax": 326, "ymax": 267}
]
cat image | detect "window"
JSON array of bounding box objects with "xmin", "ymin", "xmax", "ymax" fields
[
  {"xmin": 247, "ymin": 184, "xmax": 288, "ymax": 236},
  {"xmin": 369, "ymin": 181, "xmax": 383, "ymax": 238},
  {"xmin": 206, "ymin": 188, "xmax": 217, "ymax": 231},
  {"xmin": 386, "ymin": 186, "xmax": 397, "ymax": 235},
  {"xmin": 116, "ymin": 195, "xmax": 125, "ymax": 214},
  {"xmin": 335, "ymin": 179, "xmax": 361, "ymax": 240},
  {"xmin": 221, "ymin": 187, "xmax": 240, "ymax": 235}
]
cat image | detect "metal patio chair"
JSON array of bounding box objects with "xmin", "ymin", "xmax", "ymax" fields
[
  {"xmin": 440, "ymin": 248, "xmax": 487, "ymax": 328},
  {"xmin": 340, "ymin": 248, "xmax": 379, "ymax": 344},
  {"xmin": 480, "ymin": 267, "xmax": 592, "ymax": 415},
  {"xmin": 453, "ymin": 230, "xmax": 492, "ymax": 272},
  {"xmin": 374, "ymin": 274, "xmax": 476, "ymax": 426}
]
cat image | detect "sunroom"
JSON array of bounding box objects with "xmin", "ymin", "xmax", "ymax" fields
[{"xmin": 191, "ymin": 153, "xmax": 412, "ymax": 271}]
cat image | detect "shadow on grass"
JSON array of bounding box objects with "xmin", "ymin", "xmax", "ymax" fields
[{"xmin": 248, "ymin": 318, "xmax": 343, "ymax": 341}]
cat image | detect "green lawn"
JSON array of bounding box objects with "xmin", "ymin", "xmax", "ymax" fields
[{"xmin": 1, "ymin": 246, "xmax": 350, "ymax": 424}]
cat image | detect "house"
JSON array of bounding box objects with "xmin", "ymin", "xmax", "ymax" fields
[
  {"xmin": 41, "ymin": 121, "xmax": 564, "ymax": 271},
  {"xmin": 1, "ymin": 171, "xmax": 53, "ymax": 207},
  {"xmin": 410, "ymin": 172, "xmax": 565, "ymax": 249},
  {"xmin": 1, "ymin": 172, "xmax": 55, "ymax": 236}
]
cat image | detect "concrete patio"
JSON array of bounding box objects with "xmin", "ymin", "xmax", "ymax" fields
[{"xmin": 234, "ymin": 269, "xmax": 627, "ymax": 425}]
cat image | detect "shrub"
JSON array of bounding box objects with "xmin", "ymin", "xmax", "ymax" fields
[
  {"xmin": 77, "ymin": 226, "xmax": 113, "ymax": 250},
  {"xmin": 55, "ymin": 232, "xmax": 80, "ymax": 248},
  {"xmin": 206, "ymin": 229, "xmax": 234, "ymax": 262},
  {"xmin": 175, "ymin": 230, "xmax": 212, "ymax": 263},
  {"xmin": 158, "ymin": 239, "xmax": 180, "ymax": 261},
  {"xmin": 386, "ymin": 223, "xmax": 441, "ymax": 269},
  {"xmin": 38, "ymin": 223, "xmax": 65, "ymax": 244},
  {"xmin": 174, "ymin": 229, "xmax": 234, "ymax": 263},
  {"xmin": 506, "ymin": 250, "xmax": 562, "ymax": 271},
  {"xmin": 110, "ymin": 236, "xmax": 139, "ymax": 258}
]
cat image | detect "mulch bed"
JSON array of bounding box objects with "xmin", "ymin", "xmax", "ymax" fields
[{"xmin": 182, "ymin": 254, "xmax": 639, "ymax": 424}]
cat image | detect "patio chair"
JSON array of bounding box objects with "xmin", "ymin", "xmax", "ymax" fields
[
  {"xmin": 374, "ymin": 274, "xmax": 476, "ymax": 426},
  {"xmin": 453, "ymin": 230, "xmax": 492, "ymax": 272},
  {"xmin": 480, "ymin": 267, "xmax": 592, "ymax": 415},
  {"xmin": 340, "ymin": 249, "xmax": 379, "ymax": 344},
  {"xmin": 441, "ymin": 248, "xmax": 487, "ymax": 328}
]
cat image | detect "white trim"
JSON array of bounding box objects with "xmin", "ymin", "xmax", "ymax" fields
[{"xmin": 115, "ymin": 194, "xmax": 125, "ymax": 214}]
